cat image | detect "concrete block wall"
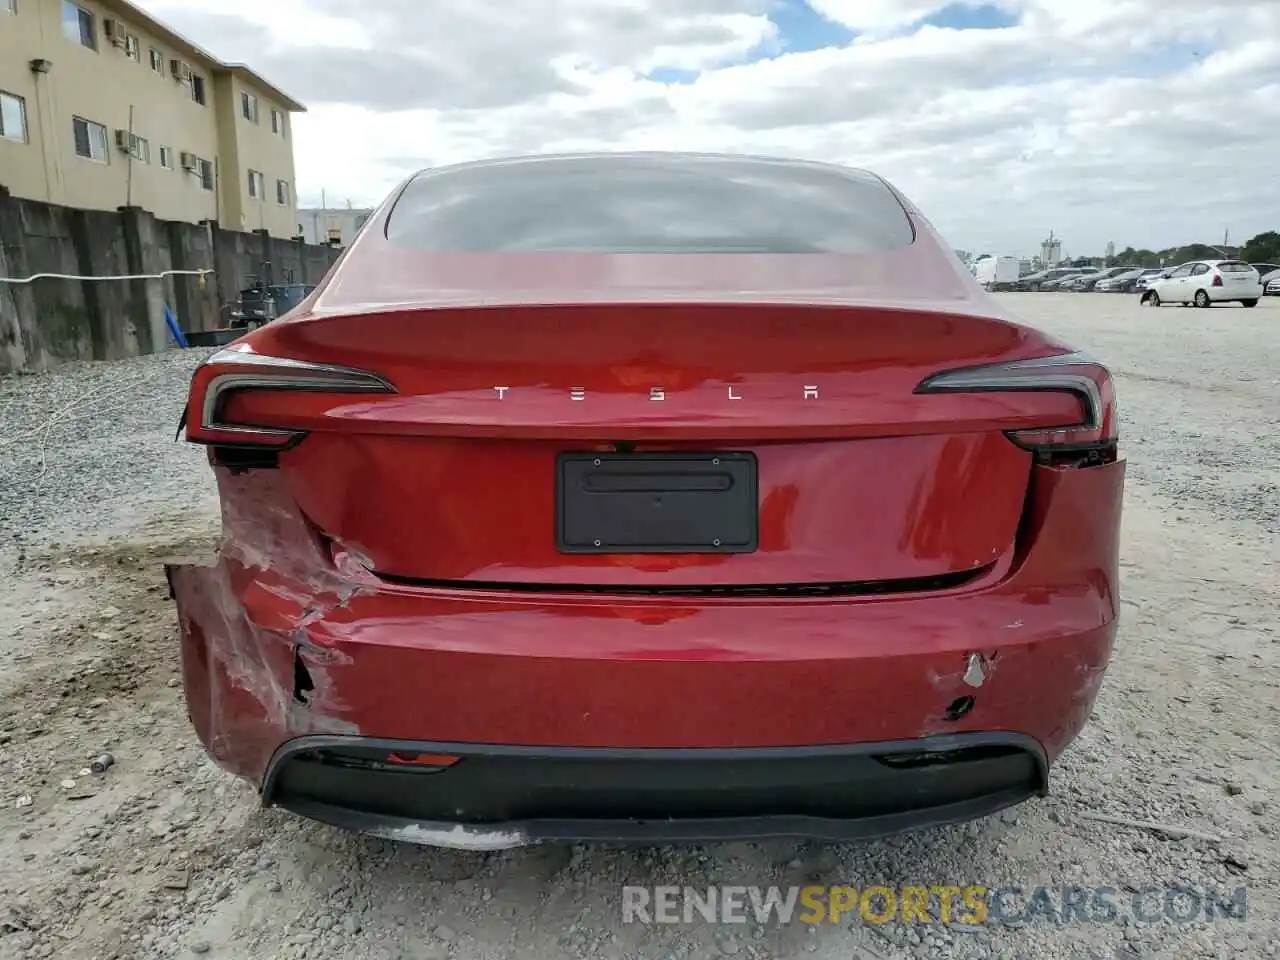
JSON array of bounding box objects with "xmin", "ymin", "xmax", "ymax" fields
[{"xmin": 0, "ymin": 186, "xmax": 341, "ymax": 374}]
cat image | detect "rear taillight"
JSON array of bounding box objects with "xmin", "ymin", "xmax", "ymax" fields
[
  {"xmin": 1212, "ymin": 273, "xmax": 1223, "ymax": 287},
  {"xmin": 916, "ymin": 351, "xmax": 1117, "ymax": 456},
  {"xmin": 183, "ymin": 345, "xmax": 395, "ymax": 448}
]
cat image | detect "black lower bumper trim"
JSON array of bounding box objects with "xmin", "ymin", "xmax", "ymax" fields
[{"xmin": 261, "ymin": 733, "xmax": 1048, "ymax": 847}]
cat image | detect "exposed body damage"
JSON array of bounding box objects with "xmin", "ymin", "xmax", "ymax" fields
[
  {"xmin": 168, "ymin": 469, "xmax": 367, "ymax": 777},
  {"xmin": 363, "ymin": 823, "xmax": 533, "ymax": 852}
]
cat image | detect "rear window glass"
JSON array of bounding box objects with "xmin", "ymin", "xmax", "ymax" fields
[
  {"xmin": 1218, "ymin": 262, "xmax": 1256, "ymax": 273},
  {"xmin": 385, "ymin": 155, "xmax": 915, "ymax": 253}
]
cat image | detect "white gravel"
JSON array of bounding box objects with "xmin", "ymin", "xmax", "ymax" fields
[{"xmin": 0, "ymin": 294, "xmax": 1276, "ymax": 960}]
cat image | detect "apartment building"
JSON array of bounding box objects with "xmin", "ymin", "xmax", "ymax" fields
[{"xmin": 0, "ymin": 0, "xmax": 304, "ymax": 237}]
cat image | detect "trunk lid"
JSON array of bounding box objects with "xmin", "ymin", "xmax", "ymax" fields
[{"xmin": 225, "ymin": 302, "xmax": 1079, "ymax": 587}]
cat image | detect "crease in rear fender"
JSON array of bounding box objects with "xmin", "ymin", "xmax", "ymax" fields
[{"xmin": 168, "ymin": 470, "xmax": 372, "ymax": 765}]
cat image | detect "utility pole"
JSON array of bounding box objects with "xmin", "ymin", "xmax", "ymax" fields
[{"xmin": 125, "ymin": 104, "xmax": 136, "ymax": 208}]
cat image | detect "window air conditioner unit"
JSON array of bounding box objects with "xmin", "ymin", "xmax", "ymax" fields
[
  {"xmin": 104, "ymin": 19, "xmax": 126, "ymax": 48},
  {"xmin": 114, "ymin": 130, "xmax": 132, "ymax": 153},
  {"xmin": 170, "ymin": 59, "xmax": 191, "ymax": 82},
  {"xmin": 180, "ymin": 151, "xmax": 198, "ymax": 171}
]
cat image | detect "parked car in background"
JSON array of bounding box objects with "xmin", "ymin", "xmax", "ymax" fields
[
  {"xmin": 1095, "ymin": 268, "xmax": 1146, "ymax": 293},
  {"xmin": 1015, "ymin": 267, "xmax": 1084, "ymax": 291},
  {"xmin": 1132, "ymin": 269, "xmax": 1166, "ymax": 292},
  {"xmin": 1039, "ymin": 271, "xmax": 1090, "ymax": 291},
  {"xmin": 1247, "ymin": 263, "xmax": 1277, "ymax": 296},
  {"xmin": 1060, "ymin": 272, "xmax": 1102, "ymax": 291},
  {"xmin": 1262, "ymin": 269, "xmax": 1280, "ymax": 296},
  {"xmin": 1140, "ymin": 261, "xmax": 1263, "ymax": 308},
  {"xmin": 1073, "ymin": 266, "xmax": 1140, "ymax": 292}
]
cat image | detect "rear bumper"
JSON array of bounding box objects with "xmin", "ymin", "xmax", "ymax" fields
[
  {"xmin": 262, "ymin": 733, "xmax": 1046, "ymax": 848},
  {"xmin": 169, "ymin": 457, "xmax": 1124, "ymax": 840},
  {"xmin": 1207, "ymin": 284, "xmax": 1263, "ymax": 301}
]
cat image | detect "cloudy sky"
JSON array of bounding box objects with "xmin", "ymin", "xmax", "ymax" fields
[{"xmin": 132, "ymin": 0, "xmax": 1280, "ymax": 257}]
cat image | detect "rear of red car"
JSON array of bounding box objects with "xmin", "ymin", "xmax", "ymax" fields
[{"xmin": 169, "ymin": 154, "xmax": 1123, "ymax": 847}]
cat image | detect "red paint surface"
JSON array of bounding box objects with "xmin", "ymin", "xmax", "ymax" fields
[{"xmin": 273, "ymin": 432, "xmax": 1031, "ymax": 583}]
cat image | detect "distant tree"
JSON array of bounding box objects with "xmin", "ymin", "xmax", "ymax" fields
[
  {"xmin": 1241, "ymin": 231, "xmax": 1280, "ymax": 263},
  {"xmin": 1162, "ymin": 244, "xmax": 1224, "ymax": 263},
  {"xmin": 1115, "ymin": 246, "xmax": 1162, "ymax": 268}
]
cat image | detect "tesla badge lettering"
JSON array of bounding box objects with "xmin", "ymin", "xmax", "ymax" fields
[{"xmin": 487, "ymin": 385, "xmax": 824, "ymax": 400}]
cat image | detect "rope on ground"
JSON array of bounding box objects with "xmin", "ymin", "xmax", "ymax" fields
[{"xmin": 0, "ymin": 365, "xmax": 173, "ymax": 481}]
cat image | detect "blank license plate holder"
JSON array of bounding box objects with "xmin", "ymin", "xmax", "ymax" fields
[{"xmin": 557, "ymin": 452, "xmax": 758, "ymax": 554}]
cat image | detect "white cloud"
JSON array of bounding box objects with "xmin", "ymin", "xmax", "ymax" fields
[{"xmin": 130, "ymin": 0, "xmax": 1280, "ymax": 255}]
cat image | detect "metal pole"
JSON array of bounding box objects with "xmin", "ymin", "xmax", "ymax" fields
[{"xmin": 125, "ymin": 103, "xmax": 135, "ymax": 207}]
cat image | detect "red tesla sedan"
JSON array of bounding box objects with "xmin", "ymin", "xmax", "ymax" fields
[{"xmin": 170, "ymin": 153, "xmax": 1123, "ymax": 849}]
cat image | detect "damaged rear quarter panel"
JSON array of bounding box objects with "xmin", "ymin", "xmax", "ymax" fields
[{"xmin": 169, "ymin": 470, "xmax": 368, "ymax": 779}]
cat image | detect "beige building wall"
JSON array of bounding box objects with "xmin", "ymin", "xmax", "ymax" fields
[
  {"xmin": 0, "ymin": 0, "xmax": 302, "ymax": 237},
  {"xmin": 216, "ymin": 71, "xmax": 298, "ymax": 239}
]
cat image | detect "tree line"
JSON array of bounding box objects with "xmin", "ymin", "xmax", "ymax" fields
[{"xmin": 1097, "ymin": 231, "xmax": 1280, "ymax": 269}]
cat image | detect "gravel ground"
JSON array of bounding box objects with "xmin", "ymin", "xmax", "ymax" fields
[{"xmin": 0, "ymin": 293, "xmax": 1276, "ymax": 960}]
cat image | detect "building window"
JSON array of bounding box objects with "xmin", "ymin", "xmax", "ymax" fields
[
  {"xmin": 0, "ymin": 91, "xmax": 27, "ymax": 142},
  {"xmin": 271, "ymin": 109, "xmax": 285, "ymax": 136},
  {"xmin": 275, "ymin": 179, "xmax": 289, "ymax": 205},
  {"xmin": 150, "ymin": 48, "xmax": 164, "ymax": 73},
  {"xmin": 159, "ymin": 146, "xmax": 174, "ymax": 169},
  {"xmin": 127, "ymin": 134, "xmax": 150, "ymax": 163},
  {"xmin": 241, "ymin": 92, "xmax": 259, "ymax": 124},
  {"xmin": 248, "ymin": 169, "xmax": 265, "ymax": 199},
  {"xmin": 62, "ymin": 2, "xmax": 96, "ymax": 50},
  {"xmin": 190, "ymin": 74, "xmax": 206, "ymax": 105},
  {"xmin": 72, "ymin": 116, "xmax": 109, "ymax": 162},
  {"xmin": 196, "ymin": 158, "xmax": 214, "ymax": 191},
  {"xmin": 124, "ymin": 34, "xmax": 139, "ymax": 61}
]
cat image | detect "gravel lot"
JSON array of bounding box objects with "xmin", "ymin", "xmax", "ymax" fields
[{"xmin": 0, "ymin": 293, "xmax": 1276, "ymax": 960}]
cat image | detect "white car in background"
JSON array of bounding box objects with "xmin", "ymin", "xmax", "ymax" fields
[
  {"xmin": 1139, "ymin": 260, "xmax": 1263, "ymax": 308},
  {"xmin": 1260, "ymin": 268, "xmax": 1280, "ymax": 296}
]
